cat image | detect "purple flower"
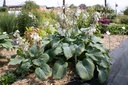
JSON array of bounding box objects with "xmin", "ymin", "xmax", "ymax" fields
[{"xmin": 98, "ymin": 18, "xmax": 110, "ymax": 24}]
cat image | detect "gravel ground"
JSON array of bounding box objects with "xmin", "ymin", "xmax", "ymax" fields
[
  {"xmin": 0, "ymin": 34, "xmax": 128, "ymax": 85},
  {"xmin": 101, "ymin": 34, "xmax": 128, "ymax": 51}
]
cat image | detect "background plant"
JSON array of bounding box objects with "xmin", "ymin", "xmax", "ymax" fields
[
  {"xmin": 0, "ymin": 72, "xmax": 16, "ymax": 85},
  {"xmin": 17, "ymin": 1, "xmax": 43, "ymax": 36},
  {"xmin": 0, "ymin": 13, "xmax": 17, "ymax": 33}
]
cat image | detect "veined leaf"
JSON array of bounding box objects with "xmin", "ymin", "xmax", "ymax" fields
[
  {"xmin": 75, "ymin": 42, "xmax": 85, "ymax": 56},
  {"xmin": 32, "ymin": 59, "xmax": 42, "ymax": 66},
  {"xmin": 76, "ymin": 58, "xmax": 95, "ymax": 81},
  {"xmin": 53, "ymin": 60, "xmax": 68, "ymax": 79},
  {"xmin": 62, "ymin": 43, "xmax": 73, "ymax": 60},
  {"xmin": 0, "ymin": 34, "xmax": 9, "ymax": 40},
  {"xmin": 97, "ymin": 66, "xmax": 109, "ymax": 84},
  {"xmin": 97, "ymin": 56, "xmax": 111, "ymax": 68},
  {"xmin": 39, "ymin": 53, "xmax": 49, "ymax": 62},
  {"xmin": 9, "ymin": 57, "xmax": 24, "ymax": 65},
  {"xmin": 33, "ymin": 53, "xmax": 49, "ymax": 66},
  {"xmin": 51, "ymin": 38, "xmax": 61, "ymax": 48},
  {"xmin": 91, "ymin": 35, "xmax": 103, "ymax": 44},
  {"xmin": 70, "ymin": 44, "xmax": 77, "ymax": 55},
  {"xmin": 29, "ymin": 44, "xmax": 38, "ymax": 57},
  {"xmin": 0, "ymin": 40, "xmax": 13, "ymax": 49},
  {"xmin": 35, "ymin": 64, "xmax": 52, "ymax": 81},
  {"xmin": 21, "ymin": 61, "xmax": 32, "ymax": 70},
  {"xmin": 53, "ymin": 46, "xmax": 62, "ymax": 56}
]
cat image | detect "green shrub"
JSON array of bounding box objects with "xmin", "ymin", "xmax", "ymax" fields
[
  {"xmin": 0, "ymin": 72, "xmax": 16, "ymax": 85},
  {"xmin": 104, "ymin": 23, "xmax": 128, "ymax": 35},
  {"xmin": 17, "ymin": 11, "xmax": 42, "ymax": 36},
  {"xmin": 0, "ymin": 6, "xmax": 8, "ymax": 12},
  {"xmin": 120, "ymin": 15, "xmax": 128, "ymax": 25},
  {"xmin": 123, "ymin": 7, "xmax": 128, "ymax": 15},
  {"xmin": 0, "ymin": 13, "xmax": 17, "ymax": 33}
]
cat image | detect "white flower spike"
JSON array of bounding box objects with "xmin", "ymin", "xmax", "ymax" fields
[
  {"xmin": 106, "ymin": 31, "xmax": 110, "ymax": 35},
  {"xmin": 122, "ymin": 26, "xmax": 125, "ymax": 30}
]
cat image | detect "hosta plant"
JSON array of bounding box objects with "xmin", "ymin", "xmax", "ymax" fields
[
  {"xmin": 9, "ymin": 28, "xmax": 110, "ymax": 84},
  {"xmin": 9, "ymin": 44, "xmax": 51, "ymax": 80},
  {"xmin": 42, "ymin": 28, "xmax": 110, "ymax": 84}
]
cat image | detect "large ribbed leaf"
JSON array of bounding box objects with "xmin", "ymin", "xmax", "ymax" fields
[
  {"xmin": 76, "ymin": 58, "xmax": 95, "ymax": 81},
  {"xmin": 9, "ymin": 57, "xmax": 24, "ymax": 65},
  {"xmin": 98, "ymin": 56, "xmax": 110, "ymax": 68},
  {"xmin": 21, "ymin": 61, "xmax": 32, "ymax": 70},
  {"xmin": 91, "ymin": 35, "xmax": 103, "ymax": 44},
  {"xmin": 86, "ymin": 49, "xmax": 105, "ymax": 60},
  {"xmin": 52, "ymin": 38, "xmax": 61, "ymax": 48},
  {"xmin": 75, "ymin": 42, "xmax": 85, "ymax": 56},
  {"xmin": 32, "ymin": 53, "xmax": 49, "ymax": 66},
  {"xmin": 97, "ymin": 66, "xmax": 109, "ymax": 84},
  {"xmin": 70, "ymin": 44, "xmax": 77, "ymax": 55},
  {"xmin": 53, "ymin": 46, "xmax": 62, "ymax": 56},
  {"xmin": 0, "ymin": 40, "xmax": 13, "ymax": 49},
  {"xmin": 29, "ymin": 44, "xmax": 38, "ymax": 57},
  {"xmin": 35, "ymin": 64, "xmax": 52, "ymax": 81},
  {"xmin": 53, "ymin": 60, "xmax": 68, "ymax": 79},
  {"xmin": 62, "ymin": 43, "xmax": 73, "ymax": 60},
  {"xmin": 0, "ymin": 34, "xmax": 9, "ymax": 40},
  {"xmin": 92, "ymin": 43, "xmax": 106, "ymax": 53}
]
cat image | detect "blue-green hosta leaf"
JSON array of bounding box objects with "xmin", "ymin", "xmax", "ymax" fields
[
  {"xmin": 76, "ymin": 58, "xmax": 95, "ymax": 81},
  {"xmin": 76, "ymin": 42, "xmax": 85, "ymax": 56},
  {"xmin": 97, "ymin": 66, "xmax": 109, "ymax": 84},
  {"xmin": 62, "ymin": 43, "xmax": 73, "ymax": 60},
  {"xmin": 51, "ymin": 38, "xmax": 61, "ymax": 48},
  {"xmin": 92, "ymin": 44, "xmax": 106, "ymax": 53},
  {"xmin": 29, "ymin": 44, "xmax": 38, "ymax": 57},
  {"xmin": 35, "ymin": 64, "xmax": 52, "ymax": 81},
  {"xmin": 32, "ymin": 59, "xmax": 42, "ymax": 66},
  {"xmin": 70, "ymin": 44, "xmax": 77, "ymax": 55},
  {"xmin": 91, "ymin": 35, "xmax": 103, "ymax": 44},
  {"xmin": 0, "ymin": 34, "xmax": 9, "ymax": 40},
  {"xmin": 87, "ymin": 49, "xmax": 105, "ymax": 59},
  {"xmin": 40, "ymin": 53, "xmax": 49, "ymax": 62},
  {"xmin": 86, "ymin": 53, "xmax": 98, "ymax": 61},
  {"xmin": 0, "ymin": 40, "xmax": 13, "ymax": 49},
  {"xmin": 53, "ymin": 60, "xmax": 68, "ymax": 79},
  {"xmin": 53, "ymin": 46, "xmax": 62, "ymax": 56},
  {"xmin": 21, "ymin": 61, "xmax": 32, "ymax": 70},
  {"xmin": 97, "ymin": 56, "xmax": 111, "ymax": 68},
  {"xmin": 9, "ymin": 57, "xmax": 24, "ymax": 65},
  {"xmin": 32, "ymin": 53, "xmax": 49, "ymax": 66}
]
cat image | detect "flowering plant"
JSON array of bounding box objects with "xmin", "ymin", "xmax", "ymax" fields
[{"xmin": 99, "ymin": 18, "xmax": 110, "ymax": 24}]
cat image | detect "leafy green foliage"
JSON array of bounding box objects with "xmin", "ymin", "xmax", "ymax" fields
[
  {"xmin": 103, "ymin": 23, "xmax": 128, "ymax": 34},
  {"xmin": 22, "ymin": 1, "xmax": 39, "ymax": 12},
  {"xmin": 17, "ymin": 1, "xmax": 43, "ymax": 36},
  {"xmin": 9, "ymin": 19, "xmax": 110, "ymax": 84},
  {"xmin": 0, "ymin": 33, "xmax": 13, "ymax": 49},
  {"xmin": 53, "ymin": 60, "xmax": 68, "ymax": 79},
  {"xmin": 41, "ymin": 28, "xmax": 110, "ymax": 83},
  {"xmin": 9, "ymin": 44, "xmax": 51, "ymax": 80},
  {"xmin": 0, "ymin": 72, "xmax": 16, "ymax": 85},
  {"xmin": 0, "ymin": 13, "xmax": 17, "ymax": 33},
  {"xmin": 123, "ymin": 7, "xmax": 128, "ymax": 15},
  {"xmin": 0, "ymin": 6, "xmax": 8, "ymax": 12}
]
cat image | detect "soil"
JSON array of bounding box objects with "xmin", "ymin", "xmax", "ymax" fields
[{"xmin": 0, "ymin": 34, "xmax": 128, "ymax": 85}]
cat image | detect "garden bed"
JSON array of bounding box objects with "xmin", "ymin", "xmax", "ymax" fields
[{"xmin": 0, "ymin": 34, "xmax": 128, "ymax": 85}]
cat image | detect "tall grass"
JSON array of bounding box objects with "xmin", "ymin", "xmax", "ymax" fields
[{"xmin": 0, "ymin": 13, "xmax": 17, "ymax": 33}]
